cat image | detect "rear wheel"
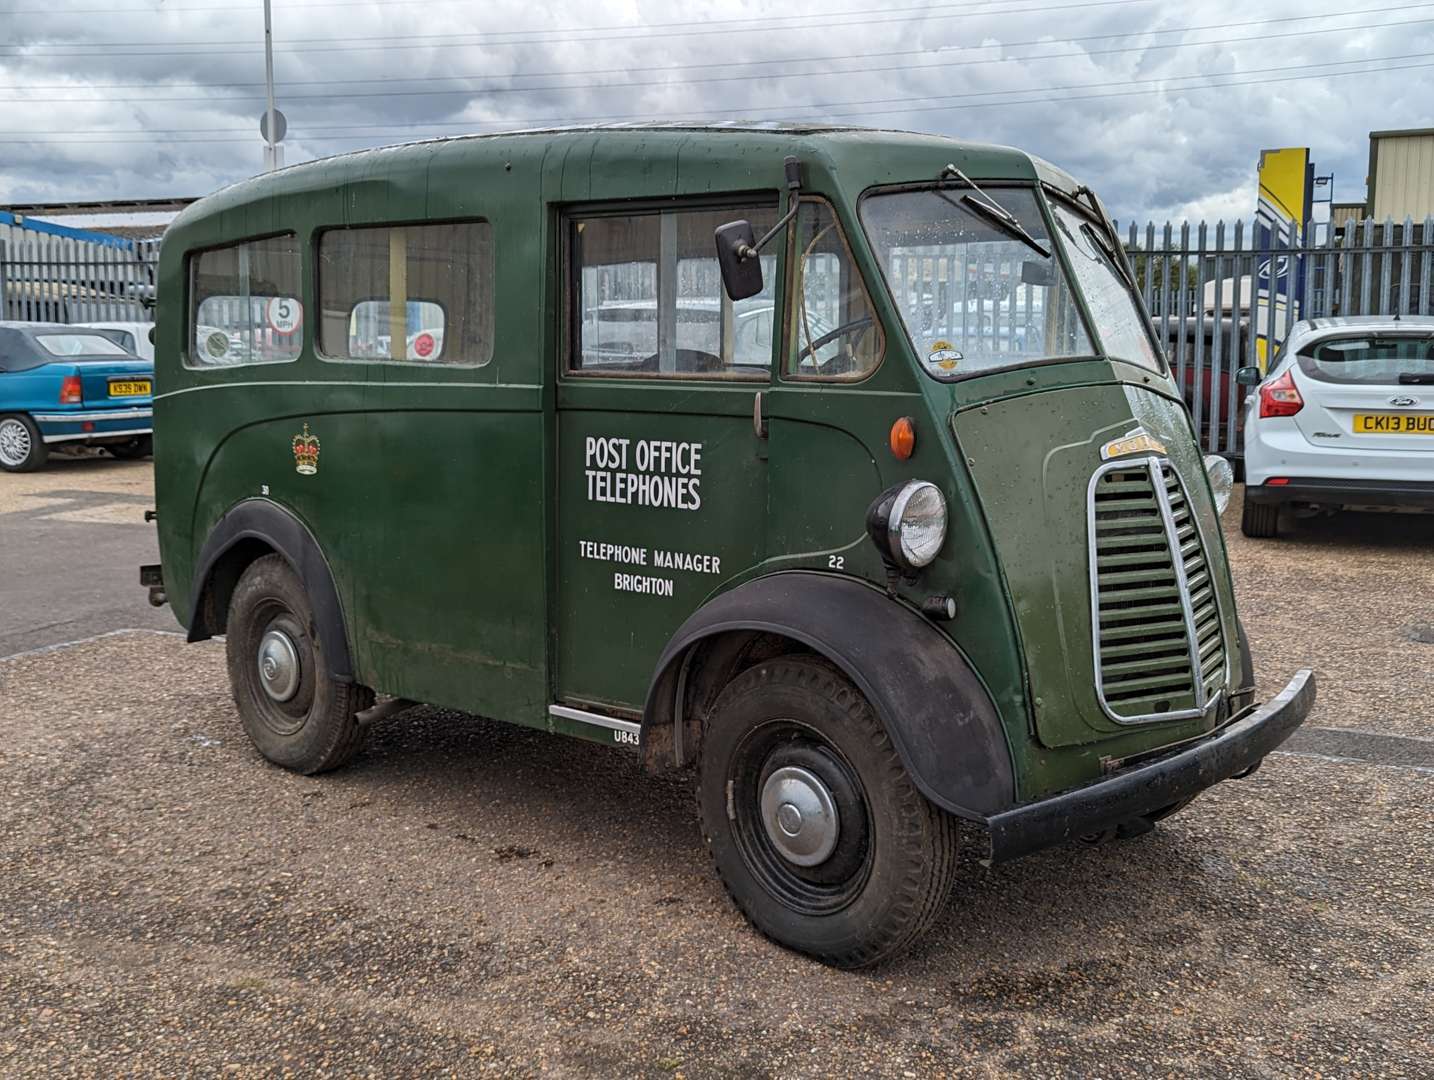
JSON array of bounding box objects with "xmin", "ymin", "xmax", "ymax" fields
[
  {"xmin": 225, "ymin": 554, "xmax": 372, "ymax": 774},
  {"xmin": 1241, "ymin": 498, "xmax": 1279, "ymax": 538},
  {"xmin": 108, "ymin": 435, "xmax": 153, "ymax": 460},
  {"xmin": 698, "ymin": 656, "xmax": 959, "ymax": 968},
  {"xmin": 0, "ymin": 415, "xmax": 47, "ymax": 472}
]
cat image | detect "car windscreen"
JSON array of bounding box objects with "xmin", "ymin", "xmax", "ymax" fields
[
  {"xmin": 1297, "ymin": 334, "xmax": 1434, "ymax": 385},
  {"xmin": 860, "ymin": 186, "xmax": 1093, "ymax": 380},
  {"xmin": 33, "ymin": 333, "xmax": 132, "ymax": 357}
]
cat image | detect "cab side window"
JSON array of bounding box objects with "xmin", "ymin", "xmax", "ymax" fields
[
  {"xmin": 317, "ymin": 222, "xmax": 493, "ymax": 366},
  {"xmin": 569, "ymin": 205, "xmax": 778, "ymax": 379},
  {"xmin": 188, "ymin": 234, "xmax": 303, "ymax": 368},
  {"xmin": 786, "ymin": 198, "xmax": 883, "ymax": 380}
]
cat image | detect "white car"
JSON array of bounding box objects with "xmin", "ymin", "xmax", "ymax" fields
[
  {"xmin": 75, "ymin": 321, "xmax": 155, "ymax": 360},
  {"xmin": 1241, "ymin": 316, "xmax": 1434, "ymax": 538}
]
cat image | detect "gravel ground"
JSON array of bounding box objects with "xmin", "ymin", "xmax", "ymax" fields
[
  {"xmin": 1224, "ymin": 488, "xmax": 1434, "ymax": 741},
  {"xmin": 0, "ymin": 478, "xmax": 1431, "ymax": 1076}
]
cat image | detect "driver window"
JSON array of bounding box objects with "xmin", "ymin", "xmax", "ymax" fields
[
  {"xmin": 786, "ymin": 198, "xmax": 883, "ymax": 380},
  {"xmin": 569, "ymin": 205, "xmax": 777, "ymax": 379}
]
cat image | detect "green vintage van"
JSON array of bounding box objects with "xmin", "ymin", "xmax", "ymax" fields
[{"xmin": 147, "ymin": 124, "xmax": 1314, "ymax": 967}]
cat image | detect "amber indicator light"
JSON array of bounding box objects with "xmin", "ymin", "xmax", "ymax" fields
[{"xmin": 889, "ymin": 416, "xmax": 916, "ymax": 460}]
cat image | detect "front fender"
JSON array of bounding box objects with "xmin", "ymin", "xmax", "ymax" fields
[{"xmin": 642, "ymin": 571, "xmax": 1016, "ymax": 821}]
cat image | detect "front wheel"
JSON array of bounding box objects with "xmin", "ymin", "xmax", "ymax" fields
[
  {"xmin": 698, "ymin": 657, "xmax": 959, "ymax": 968},
  {"xmin": 225, "ymin": 554, "xmax": 372, "ymax": 774},
  {"xmin": 0, "ymin": 415, "xmax": 47, "ymax": 472}
]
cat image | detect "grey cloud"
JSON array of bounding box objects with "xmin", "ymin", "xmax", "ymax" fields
[{"xmin": 1, "ymin": 0, "xmax": 1429, "ymax": 224}]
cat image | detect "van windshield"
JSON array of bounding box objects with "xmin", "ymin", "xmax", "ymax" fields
[
  {"xmin": 1048, "ymin": 202, "xmax": 1162, "ymax": 372},
  {"xmin": 860, "ymin": 186, "xmax": 1092, "ymax": 379}
]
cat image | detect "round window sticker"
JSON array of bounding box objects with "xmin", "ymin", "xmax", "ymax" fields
[
  {"xmin": 266, "ymin": 296, "xmax": 303, "ymax": 335},
  {"xmin": 205, "ymin": 331, "xmax": 230, "ymax": 360},
  {"xmin": 926, "ymin": 340, "xmax": 962, "ymax": 376},
  {"xmin": 412, "ymin": 331, "xmax": 436, "ymax": 359}
]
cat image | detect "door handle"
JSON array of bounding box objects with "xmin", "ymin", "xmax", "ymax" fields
[{"xmin": 753, "ymin": 390, "xmax": 769, "ymax": 439}]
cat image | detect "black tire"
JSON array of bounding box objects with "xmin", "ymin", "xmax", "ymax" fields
[
  {"xmin": 0, "ymin": 414, "xmax": 48, "ymax": 473},
  {"xmin": 1241, "ymin": 498, "xmax": 1279, "ymax": 538},
  {"xmin": 108, "ymin": 435, "xmax": 153, "ymax": 460},
  {"xmin": 698, "ymin": 656, "xmax": 959, "ymax": 968},
  {"xmin": 225, "ymin": 554, "xmax": 372, "ymax": 774}
]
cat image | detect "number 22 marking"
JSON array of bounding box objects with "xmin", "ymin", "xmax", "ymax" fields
[{"xmin": 828, "ymin": 555, "xmax": 845, "ymax": 570}]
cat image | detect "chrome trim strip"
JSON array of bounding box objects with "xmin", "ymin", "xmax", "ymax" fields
[
  {"xmin": 1087, "ymin": 455, "xmax": 1210, "ymax": 725},
  {"xmin": 548, "ymin": 704, "xmax": 641, "ymax": 735},
  {"xmin": 1150, "ymin": 460, "xmax": 1209, "ymax": 712},
  {"xmin": 42, "ymin": 427, "xmax": 150, "ymax": 444},
  {"xmin": 32, "ymin": 408, "xmax": 152, "ymax": 422},
  {"xmin": 1173, "ymin": 463, "xmax": 1231, "ymax": 698}
]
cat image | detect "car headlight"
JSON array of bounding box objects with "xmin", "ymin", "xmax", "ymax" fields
[
  {"xmin": 866, "ymin": 480, "xmax": 948, "ymax": 570},
  {"xmin": 1204, "ymin": 454, "xmax": 1233, "ymax": 515}
]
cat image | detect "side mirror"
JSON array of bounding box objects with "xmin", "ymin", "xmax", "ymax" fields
[
  {"xmin": 1235, "ymin": 365, "xmax": 1262, "ymax": 386},
  {"xmin": 148, "ymin": 326, "xmax": 156, "ymax": 346},
  {"xmin": 715, "ymin": 220, "xmax": 764, "ymax": 301}
]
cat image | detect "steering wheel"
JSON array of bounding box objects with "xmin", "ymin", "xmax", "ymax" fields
[{"xmin": 797, "ymin": 314, "xmax": 875, "ymax": 373}]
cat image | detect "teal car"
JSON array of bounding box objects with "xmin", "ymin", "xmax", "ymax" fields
[{"xmin": 0, "ymin": 322, "xmax": 154, "ymax": 472}]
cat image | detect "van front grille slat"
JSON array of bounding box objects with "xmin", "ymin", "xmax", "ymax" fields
[{"xmin": 1089, "ymin": 457, "xmax": 1227, "ymax": 723}]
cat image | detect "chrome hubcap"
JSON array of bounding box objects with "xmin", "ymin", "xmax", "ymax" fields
[
  {"xmin": 0, "ymin": 419, "xmax": 31, "ymax": 467},
  {"xmin": 257, "ymin": 629, "xmax": 301, "ymax": 702},
  {"xmin": 760, "ymin": 765, "xmax": 839, "ymax": 867}
]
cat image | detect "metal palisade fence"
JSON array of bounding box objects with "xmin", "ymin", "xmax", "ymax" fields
[
  {"xmin": 0, "ymin": 215, "xmax": 160, "ymax": 324},
  {"xmin": 1117, "ymin": 216, "xmax": 1434, "ymax": 457}
]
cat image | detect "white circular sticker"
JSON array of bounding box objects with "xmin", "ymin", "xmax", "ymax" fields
[{"xmin": 266, "ymin": 296, "xmax": 303, "ymax": 335}]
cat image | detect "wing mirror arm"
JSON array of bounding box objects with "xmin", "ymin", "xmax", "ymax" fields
[{"xmin": 715, "ymin": 157, "xmax": 803, "ymax": 301}]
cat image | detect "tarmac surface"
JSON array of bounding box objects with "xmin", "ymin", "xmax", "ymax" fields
[
  {"xmin": 0, "ymin": 455, "xmax": 171, "ymax": 657},
  {"xmin": 0, "ymin": 462, "xmax": 1431, "ymax": 1076}
]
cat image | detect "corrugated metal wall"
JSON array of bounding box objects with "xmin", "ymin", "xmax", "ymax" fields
[{"xmin": 1371, "ymin": 132, "xmax": 1434, "ymax": 222}]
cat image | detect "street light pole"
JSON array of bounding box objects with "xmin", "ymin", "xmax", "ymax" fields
[{"xmin": 263, "ymin": 0, "xmax": 279, "ymax": 172}]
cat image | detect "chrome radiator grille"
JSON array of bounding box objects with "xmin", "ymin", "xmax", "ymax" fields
[{"xmin": 1087, "ymin": 458, "xmax": 1226, "ymax": 723}]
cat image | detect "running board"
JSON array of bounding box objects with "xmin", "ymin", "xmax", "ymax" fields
[{"xmin": 548, "ymin": 704, "xmax": 641, "ymax": 746}]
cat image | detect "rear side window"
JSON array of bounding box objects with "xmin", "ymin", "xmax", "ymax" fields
[
  {"xmin": 317, "ymin": 222, "xmax": 494, "ymax": 366},
  {"xmin": 189, "ymin": 234, "xmax": 304, "ymax": 367},
  {"xmin": 34, "ymin": 333, "xmax": 130, "ymax": 357},
  {"xmin": 1298, "ymin": 335, "xmax": 1434, "ymax": 385},
  {"xmin": 569, "ymin": 204, "xmax": 779, "ymax": 379}
]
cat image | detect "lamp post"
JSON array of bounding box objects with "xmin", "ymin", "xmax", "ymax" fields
[{"xmin": 262, "ymin": 0, "xmax": 282, "ymax": 171}]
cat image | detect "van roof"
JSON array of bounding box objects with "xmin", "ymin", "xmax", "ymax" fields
[{"xmin": 171, "ymin": 124, "xmax": 1072, "ymax": 234}]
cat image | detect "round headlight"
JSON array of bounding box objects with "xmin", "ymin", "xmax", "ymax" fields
[
  {"xmin": 867, "ymin": 480, "xmax": 947, "ymax": 570},
  {"xmin": 1204, "ymin": 454, "xmax": 1234, "ymax": 515}
]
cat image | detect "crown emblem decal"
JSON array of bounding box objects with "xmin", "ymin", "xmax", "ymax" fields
[{"xmin": 292, "ymin": 423, "xmax": 320, "ymax": 475}]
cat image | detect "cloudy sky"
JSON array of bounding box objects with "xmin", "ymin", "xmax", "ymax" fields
[{"xmin": 2, "ymin": 0, "xmax": 1431, "ymax": 222}]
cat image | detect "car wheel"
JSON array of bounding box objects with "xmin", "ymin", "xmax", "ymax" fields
[
  {"xmin": 1241, "ymin": 499, "xmax": 1279, "ymax": 538},
  {"xmin": 225, "ymin": 554, "xmax": 373, "ymax": 774},
  {"xmin": 108, "ymin": 435, "xmax": 153, "ymax": 460},
  {"xmin": 698, "ymin": 656, "xmax": 959, "ymax": 968},
  {"xmin": 0, "ymin": 414, "xmax": 48, "ymax": 473}
]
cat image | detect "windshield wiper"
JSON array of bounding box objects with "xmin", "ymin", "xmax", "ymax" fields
[
  {"xmin": 939, "ymin": 164, "xmax": 1051, "ymax": 259},
  {"xmin": 1079, "ymin": 219, "xmax": 1141, "ymax": 294}
]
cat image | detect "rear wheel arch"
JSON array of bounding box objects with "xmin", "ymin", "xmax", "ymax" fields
[
  {"xmin": 641, "ymin": 572, "xmax": 1017, "ymax": 822},
  {"xmin": 188, "ymin": 499, "xmax": 355, "ymax": 683}
]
